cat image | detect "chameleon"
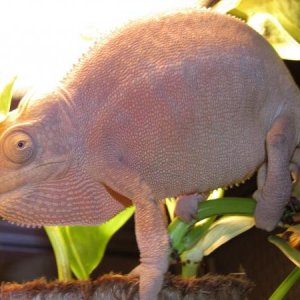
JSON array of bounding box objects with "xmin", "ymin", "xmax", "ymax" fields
[{"xmin": 0, "ymin": 9, "xmax": 300, "ymax": 299}]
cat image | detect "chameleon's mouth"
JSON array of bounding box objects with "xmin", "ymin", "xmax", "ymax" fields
[{"xmin": 0, "ymin": 159, "xmax": 69, "ymax": 227}]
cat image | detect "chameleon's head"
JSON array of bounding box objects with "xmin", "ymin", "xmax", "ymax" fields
[
  {"xmin": 0, "ymin": 93, "xmax": 74, "ymax": 226},
  {"xmin": 0, "ymin": 93, "xmax": 126, "ymax": 227}
]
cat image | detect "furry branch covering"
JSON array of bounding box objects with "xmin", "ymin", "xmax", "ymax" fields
[{"xmin": 0, "ymin": 273, "xmax": 253, "ymax": 299}]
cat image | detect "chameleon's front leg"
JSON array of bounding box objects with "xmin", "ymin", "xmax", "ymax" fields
[
  {"xmin": 254, "ymin": 115, "xmax": 296, "ymax": 231},
  {"xmin": 101, "ymin": 162, "xmax": 170, "ymax": 300},
  {"xmin": 131, "ymin": 199, "xmax": 170, "ymax": 300}
]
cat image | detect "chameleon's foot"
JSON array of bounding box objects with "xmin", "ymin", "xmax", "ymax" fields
[
  {"xmin": 253, "ymin": 189, "xmax": 280, "ymax": 232},
  {"xmin": 129, "ymin": 263, "xmax": 165, "ymax": 300},
  {"xmin": 175, "ymin": 193, "xmax": 207, "ymax": 223}
]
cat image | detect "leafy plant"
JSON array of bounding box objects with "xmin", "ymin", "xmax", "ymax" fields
[
  {"xmin": 167, "ymin": 191, "xmax": 256, "ymax": 277},
  {"xmin": 44, "ymin": 207, "xmax": 134, "ymax": 281}
]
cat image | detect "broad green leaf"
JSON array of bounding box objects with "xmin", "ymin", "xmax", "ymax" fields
[
  {"xmin": 0, "ymin": 76, "xmax": 16, "ymax": 121},
  {"xmin": 181, "ymin": 215, "xmax": 254, "ymax": 263},
  {"xmin": 203, "ymin": 215, "xmax": 254, "ymax": 255},
  {"xmin": 60, "ymin": 206, "xmax": 135, "ymax": 279}
]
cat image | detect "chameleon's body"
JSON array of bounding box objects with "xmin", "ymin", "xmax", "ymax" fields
[{"xmin": 0, "ymin": 9, "xmax": 300, "ymax": 299}]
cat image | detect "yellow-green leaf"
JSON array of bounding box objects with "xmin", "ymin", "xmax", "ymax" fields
[
  {"xmin": 46, "ymin": 206, "xmax": 135, "ymax": 280},
  {"xmin": 65, "ymin": 206, "xmax": 135, "ymax": 279},
  {"xmin": 233, "ymin": 0, "xmax": 300, "ymax": 42},
  {"xmin": 0, "ymin": 76, "xmax": 16, "ymax": 121},
  {"xmin": 247, "ymin": 13, "xmax": 300, "ymax": 60},
  {"xmin": 208, "ymin": 0, "xmax": 300, "ymax": 60}
]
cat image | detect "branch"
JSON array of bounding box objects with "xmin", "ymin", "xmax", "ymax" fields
[{"xmin": 1, "ymin": 273, "xmax": 253, "ymax": 299}]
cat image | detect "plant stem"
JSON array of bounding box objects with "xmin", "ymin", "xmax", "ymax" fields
[
  {"xmin": 196, "ymin": 198, "xmax": 256, "ymax": 220},
  {"xmin": 269, "ymin": 267, "xmax": 300, "ymax": 300},
  {"xmin": 182, "ymin": 262, "xmax": 199, "ymax": 278},
  {"xmin": 44, "ymin": 226, "xmax": 72, "ymax": 281}
]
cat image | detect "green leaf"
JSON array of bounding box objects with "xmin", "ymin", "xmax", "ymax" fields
[
  {"xmin": 182, "ymin": 217, "xmax": 216, "ymax": 252},
  {"xmin": 46, "ymin": 206, "xmax": 134, "ymax": 280},
  {"xmin": 202, "ymin": 215, "xmax": 255, "ymax": 255},
  {"xmin": 169, "ymin": 197, "xmax": 256, "ymax": 254},
  {"xmin": 66, "ymin": 206, "xmax": 134, "ymax": 279},
  {"xmin": 269, "ymin": 267, "xmax": 300, "ymax": 300},
  {"xmin": 61, "ymin": 226, "xmax": 102, "ymax": 279},
  {"xmin": 269, "ymin": 228, "xmax": 300, "ymax": 269},
  {"xmin": 180, "ymin": 216, "xmax": 254, "ymax": 265},
  {"xmin": 0, "ymin": 76, "xmax": 16, "ymax": 121},
  {"xmin": 44, "ymin": 226, "xmax": 72, "ymax": 281}
]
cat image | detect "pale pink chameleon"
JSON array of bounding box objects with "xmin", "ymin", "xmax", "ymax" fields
[{"xmin": 0, "ymin": 9, "xmax": 300, "ymax": 299}]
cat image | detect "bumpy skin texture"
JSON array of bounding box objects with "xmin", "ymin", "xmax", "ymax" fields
[{"xmin": 0, "ymin": 9, "xmax": 300, "ymax": 299}]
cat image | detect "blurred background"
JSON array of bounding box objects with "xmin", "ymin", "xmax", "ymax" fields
[{"xmin": 0, "ymin": 0, "xmax": 197, "ymax": 96}]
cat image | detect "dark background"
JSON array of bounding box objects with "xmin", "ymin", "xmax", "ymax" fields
[{"xmin": 0, "ymin": 60, "xmax": 299, "ymax": 300}]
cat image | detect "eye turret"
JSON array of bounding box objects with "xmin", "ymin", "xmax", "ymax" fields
[{"xmin": 2, "ymin": 131, "xmax": 35, "ymax": 164}]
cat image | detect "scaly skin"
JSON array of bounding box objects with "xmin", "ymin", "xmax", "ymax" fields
[{"xmin": 0, "ymin": 9, "xmax": 300, "ymax": 299}]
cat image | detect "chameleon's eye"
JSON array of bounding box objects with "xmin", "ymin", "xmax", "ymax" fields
[{"xmin": 3, "ymin": 131, "xmax": 34, "ymax": 164}]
